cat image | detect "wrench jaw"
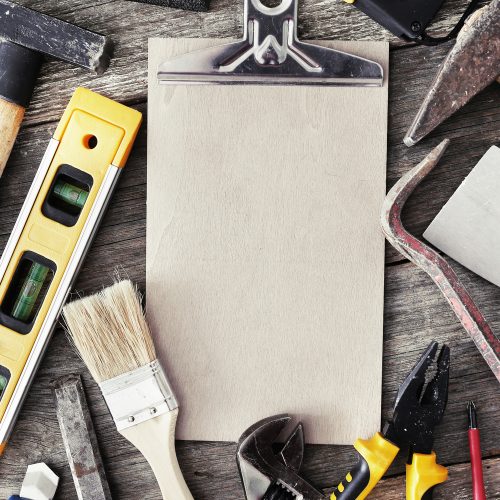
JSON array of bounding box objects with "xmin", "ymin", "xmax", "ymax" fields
[
  {"xmin": 237, "ymin": 415, "xmax": 292, "ymax": 500},
  {"xmin": 236, "ymin": 414, "xmax": 324, "ymax": 500},
  {"xmin": 279, "ymin": 422, "xmax": 304, "ymax": 472}
]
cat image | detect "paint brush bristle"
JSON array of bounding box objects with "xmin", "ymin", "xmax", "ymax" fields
[{"xmin": 62, "ymin": 280, "xmax": 156, "ymax": 383}]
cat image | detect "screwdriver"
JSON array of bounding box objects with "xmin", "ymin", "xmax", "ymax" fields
[{"xmin": 468, "ymin": 401, "xmax": 486, "ymax": 500}]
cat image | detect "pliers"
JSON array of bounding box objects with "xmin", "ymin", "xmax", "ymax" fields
[
  {"xmin": 333, "ymin": 341, "xmax": 450, "ymax": 500},
  {"xmin": 236, "ymin": 341, "xmax": 450, "ymax": 500}
]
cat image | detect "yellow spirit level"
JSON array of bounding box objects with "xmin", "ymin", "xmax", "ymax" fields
[{"xmin": 0, "ymin": 88, "xmax": 142, "ymax": 454}]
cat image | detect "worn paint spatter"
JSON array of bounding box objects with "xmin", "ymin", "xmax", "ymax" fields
[{"xmin": 381, "ymin": 140, "xmax": 500, "ymax": 383}]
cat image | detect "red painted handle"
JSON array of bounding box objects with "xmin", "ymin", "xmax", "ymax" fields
[{"xmin": 468, "ymin": 428, "xmax": 486, "ymax": 500}]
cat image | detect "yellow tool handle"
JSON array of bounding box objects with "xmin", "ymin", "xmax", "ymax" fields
[
  {"xmin": 331, "ymin": 433, "xmax": 399, "ymax": 499},
  {"xmin": 406, "ymin": 452, "xmax": 448, "ymax": 500}
]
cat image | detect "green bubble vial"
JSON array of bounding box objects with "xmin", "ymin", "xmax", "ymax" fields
[
  {"xmin": 53, "ymin": 180, "xmax": 89, "ymax": 209},
  {"xmin": 11, "ymin": 262, "xmax": 50, "ymax": 323},
  {"xmin": 0, "ymin": 374, "xmax": 8, "ymax": 397}
]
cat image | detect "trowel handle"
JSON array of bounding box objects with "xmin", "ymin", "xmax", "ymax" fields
[{"xmin": 0, "ymin": 98, "xmax": 25, "ymax": 178}]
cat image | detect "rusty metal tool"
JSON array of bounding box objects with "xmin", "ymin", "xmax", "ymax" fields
[
  {"xmin": 52, "ymin": 374, "xmax": 112, "ymax": 500},
  {"xmin": 0, "ymin": 0, "xmax": 112, "ymax": 178},
  {"xmin": 381, "ymin": 139, "xmax": 500, "ymax": 382},
  {"xmin": 237, "ymin": 414, "xmax": 324, "ymax": 500},
  {"xmin": 404, "ymin": 0, "xmax": 500, "ymax": 147}
]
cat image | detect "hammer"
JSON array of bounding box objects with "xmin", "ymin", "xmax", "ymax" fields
[{"xmin": 0, "ymin": 1, "xmax": 112, "ymax": 177}]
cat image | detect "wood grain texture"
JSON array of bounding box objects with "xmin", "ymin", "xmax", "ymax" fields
[
  {"xmin": 0, "ymin": 99, "xmax": 25, "ymax": 178},
  {"xmin": 0, "ymin": 0, "xmax": 499, "ymax": 498}
]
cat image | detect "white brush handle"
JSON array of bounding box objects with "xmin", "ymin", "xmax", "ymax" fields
[{"xmin": 119, "ymin": 408, "xmax": 193, "ymax": 500}]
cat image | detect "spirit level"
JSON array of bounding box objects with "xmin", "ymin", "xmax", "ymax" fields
[{"xmin": 0, "ymin": 87, "xmax": 142, "ymax": 454}]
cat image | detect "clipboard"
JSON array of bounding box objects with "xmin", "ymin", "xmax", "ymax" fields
[
  {"xmin": 146, "ymin": 0, "xmax": 389, "ymax": 445},
  {"xmin": 158, "ymin": 0, "xmax": 383, "ymax": 86}
]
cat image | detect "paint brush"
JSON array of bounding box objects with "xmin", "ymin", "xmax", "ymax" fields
[{"xmin": 62, "ymin": 280, "xmax": 193, "ymax": 500}]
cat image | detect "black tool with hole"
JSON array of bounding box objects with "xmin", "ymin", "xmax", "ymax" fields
[{"xmin": 351, "ymin": 0, "xmax": 446, "ymax": 40}]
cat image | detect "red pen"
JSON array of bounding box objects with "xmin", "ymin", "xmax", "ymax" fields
[{"xmin": 468, "ymin": 401, "xmax": 486, "ymax": 500}]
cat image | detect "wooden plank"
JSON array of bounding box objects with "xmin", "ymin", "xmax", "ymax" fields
[
  {"xmin": 367, "ymin": 456, "xmax": 500, "ymax": 499},
  {"xmin": 12, "ymin": 0, "xmax": 485, "ymax": 127},
  {"xmin": 1, "ymin": 258, "xmax": 499, "ymax": 498},
  {"xmin": 0, "ymin": 0, "xmax": 499, "ymax": 497},
  {"xmin": 2, "ymin": 47, "xmax": 499, "ymax": 266}
]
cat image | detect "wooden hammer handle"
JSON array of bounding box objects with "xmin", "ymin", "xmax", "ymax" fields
[{"xmin": 0, "ymin": 98, "xmax": 25, "ymax": 178}]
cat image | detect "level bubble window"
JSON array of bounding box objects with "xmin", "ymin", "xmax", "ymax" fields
[
  {"xmin": 42, "ymin": 164, "xmax": 93, "ymax": 227},
  {"xmin": 0, "ymin": 252, "xmax": 56, "ymax": 335},
  {"xmin": 0, "ymin": 366, "xmax": 10, "ymax": 402}
]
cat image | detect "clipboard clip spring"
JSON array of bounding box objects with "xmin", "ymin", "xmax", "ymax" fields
[{"xmin": 158, "ymin": 0, "xmax": 384, "ymax": 87}]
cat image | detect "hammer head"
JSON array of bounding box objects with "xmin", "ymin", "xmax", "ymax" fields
[
  {"xmin": 236, "ymin": 414, "xmax": 324, "ymax": 500},
  {"xmin": 0, "ymin": 1, "xmax": 112, "ymax": 73}
]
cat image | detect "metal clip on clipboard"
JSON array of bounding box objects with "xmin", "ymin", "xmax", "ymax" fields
[{"xmin": 158, "ymin": 0, "xmax": 383, "ymax": 86}]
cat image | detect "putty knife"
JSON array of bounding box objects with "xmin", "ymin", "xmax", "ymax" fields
[{"xmin": 424, "ymin": 146, "xmax": 500, "ymax": 287}]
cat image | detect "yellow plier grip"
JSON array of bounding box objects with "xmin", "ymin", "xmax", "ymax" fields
[
  {"xmin": 406, "ymin": 452, "xmax": 448, "ymax": 500},
  {"xmin": 331, "ymin": 433, "xmax": 399, "ymax": 499}
]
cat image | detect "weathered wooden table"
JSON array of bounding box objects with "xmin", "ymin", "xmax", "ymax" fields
[{"xmin": 0, "ymin": 0, "xmax": 499, "ymax": 498}]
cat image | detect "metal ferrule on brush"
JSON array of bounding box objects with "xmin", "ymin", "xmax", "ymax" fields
[{"xmin": 99, "ymin": 360, "xmax": 178, "ymax": 431}]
